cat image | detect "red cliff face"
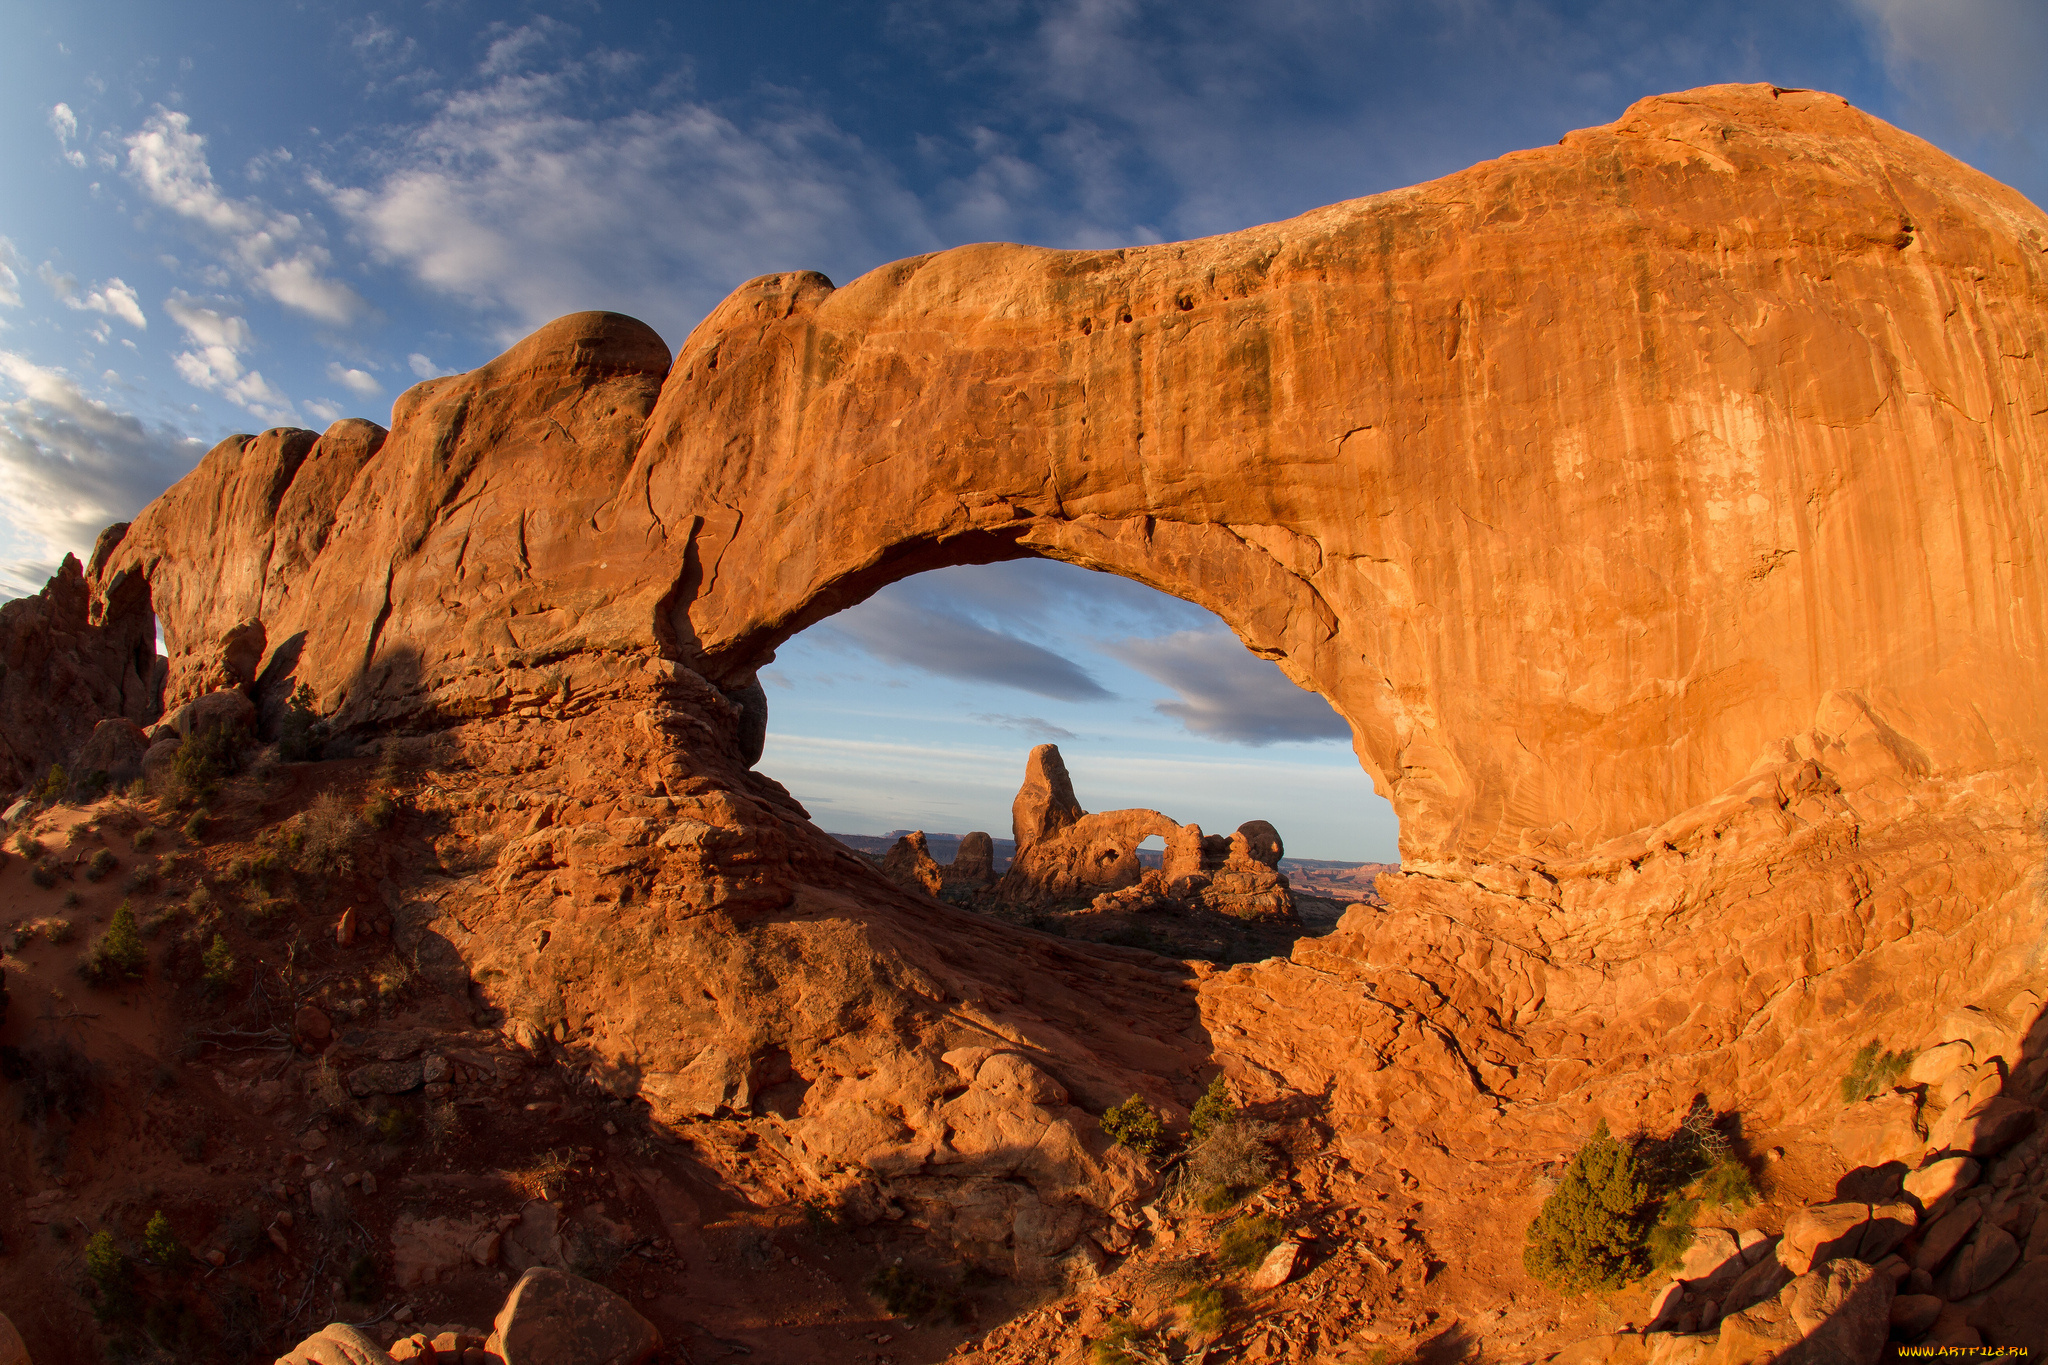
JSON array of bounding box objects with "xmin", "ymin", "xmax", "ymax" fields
[{"xmin": 19, "ymin": 84, "xmax": 2047, "ymax": 1340}]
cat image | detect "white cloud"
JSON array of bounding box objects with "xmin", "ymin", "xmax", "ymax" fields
[
  {"xmin": 1101, "ymin": 629, "xmax": 1353, "ymax": 746},
  {"xmin": 407, "ymin": 352, "xmax": 455, "ymax": 379},
  {"xmin": 304, "ymin": 398, "xmax": 344, "ymax": 423},
  {"xmin": 0, "ymin": 239, "xmax": 20, "ymax": 309},
  {"xmin": 325, "ymin": 361, "xmax": 381, "ymax": 397},
  {"xmin": 322, "ymin": 29, "xmax": 939, "ymax": 339},
  {"xmin": 0, "ymin": 352, "xmax": 206, "ymax": 591},
  {"xmin": 1848, "ymin": 0, "xmax": 2048, "ymax": 139},
  {"xmin": 125, "ymin": 108, "xmax": 366, "ymax": 325},
  {"xmin": 64, "ymin": 277, "xmax": 147, "ymax": 329},
  {"xmin": 163, "ymin": 295, "xmax": 249, "ymax": 351},
  {"xmin": 49, "ymin": 102, "xmax": 85, "ymax": 169},
  {"xmin": 164, "ymin": 294, "xmax": 296, "ymax": 423}
]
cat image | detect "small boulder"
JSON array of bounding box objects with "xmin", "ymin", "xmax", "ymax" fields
[
  {"xmin": 1909, "ymin": 1040, "xmax": 1975, "ymax": 1085},
  {"xmin": 1829, "ymin": 1091, "xmax": 1924, "ymax": 1168},
  {"xmin": 974, "ymin": 1052, "xmax": 1069, "ymax": 1106},
  {"xmin": 1903, "ymin": 1155, "xmax": 1979, "ymax": 1214},
  {"xmin": 1719, "ymin": 1242, "xmax": 1793, "ymax": 1316},
  {"xmin": 1966, "ymin": 1256, "xmax": 2048, "ymax": 1352},
  {"xmin": 422, "ymin": 1055, "xmax": 453, "ymax": 1084},
  {"xmin": 1912, "ymin": 1198, "xmax": 1983, "ymax": 1272},
  {"xmin": 168, "ymin": 688, "xmax": 257, "ymax": 741},
  {"xmin": 1889, "ymin": 1292, "xmax": 1942, "ymax": 1338},
  {"xmin": 1941, "ymin": 1005, "xmax": 2018, "ymax": 1060},
  {"xmin": 1676, "ymin": 1227, "xmax": 1742, "ymax": 1283},
  {"xmin": 72, "ymin": 718, "xmax": 151, "ymax": 787},
  {"xmin": 336, "ymin": 909, "xmax": 358, "ymax": 948},
  {"xmin": 273, "ymin": 1322, "xmax": 394, "ymax": 1364},
  {"xmin": 0, "ymin": 1311, "xmax": 27, "ymax": 1365},
  {"xmin": 347, "ymin": 1061, "xmax": 425, "ymax": 1097},
  {"xmin": 140, "ymin": 736, "xmax": 182, "ymax": 785},
  {"xmin": 1784, "ymin": 1258, "xmax": 1893, "ymax": 1362},
  {"xmin": 1248, "ymin": 1240, "xmax": 1301, "ymax": 1289},
  {"xmin": 295, "ymin": 1005, "xmax": 334, "ymax": 1047},
  {"xmin": 1779, "ymin": 1202, "xmax": 1872, "ymax": 1275},
  {"xmin": 490, "ymin": 1267, "xmax": 661, "ymax": 1365},
  {"xmin": 1936, "ymin": 1222, "xmax": 2019, "ymax": 1300},
  {"xmin": 1939, "ymin": 1097, "xmax": 2040, "ymax": 1160}
]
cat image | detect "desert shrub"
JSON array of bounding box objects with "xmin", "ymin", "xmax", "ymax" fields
[
  {"xmin": 1698, "ymin": 1155, "xmax": 1759, "ymax": 1209},
  {"xmin": 171, "ymin": 722, "xmax": 244, "ymax": 804},
  {"xmin": 368, "ymin": 1105, "xmax": 413, "ymax": 1147},
  {"xmin": 43, "ymin": 917, "xmax": 75, "ymax": 944},
  {"xmin": 298, "ymin": 792, "xmax": 364, "ymax": 875},
  {"xmin": 35, "ymin": 763, "xmax": 67, "ymax": 804},
  {"xmin": 142, "ymin": 1210, "xmax": 182, "ymax": 1267},
  {"xmin": 243, "ymin": 899, "xmax": 288, "ymax": 935},
  {"xmin": 1101, "ymin": 1095, "xmax": 1168, "ymax": 1159},
  {"xmin": 1180, "ymin": 1283, "xmax": 1227, "ymax": 1336},
  {"xmin": 131, "ymin": 826, "xmax": 156, "ymax": 852},
  {"xmin": 60, "ymin": 889, "xmax": 79, "ymax": 908},
  {"xmin": 504, "ymin": 1146, "xmax": 572, "ymax": 1197},
  {"xmin": 363, "ymin": 790, "xmax": 397, "ymax": 830},
  {"xmin": 201, "ymin": 934, "xmax": 237, "ymax": 994},
  {"xmin": 1646, "ymin": 1200, "xmax": 1697, "ymax": 1272},
  {"xmin": 866, "ymin": 1263, "xmax": 955, "ymax": 1320},
  {"xmin": 565, "ymin": 1223, "xmax": 625, "ymax": 1282},
  {"xmin": 1189, "ymin": 1075, "xmax": 1238, "ymax": 1145},
  {"xmin": 1842, "ymin": 1040, "xmax": 1914, "ymax": 1103},
  {"xmin": 85, "ymin": 848, "xmax": 117, "ymax": 882},
  {"xmin": 78, "ymin": 901, "xmax": 147, "ymax": 986},
  {"xmin": 122, "ymin": 865, "xmax": 154, "ymax": 894},
  {"xmin": 1523, "ymin": 1121, "xmax": 1653, "ymax": 1295},
  {"xmin": 1090, "ymin": 1317, "xmax": 1146, "ymax": 1365},
  {"xmin": 278, "ymin": 683, "xmax": 324, "ymax": 762},
  {"xmin": 29, "ymin": 861, "xmax": 57, "ymax": 889},
  {"xmin": 79, "ymin": 770, "xmax": 109, "ymax": 802},
  {"xmin": 13, "ymin": 831, "xmax": 43, "ymax": 859},
  {"xmin": 181, "ymin": 808, "xmax": 209, "ymax": 842},
  {"xmin": 1217, "ymin": 1213, "xmax": 1284, "ymax": 1272},
  {"xmin": 85, "ymin": 1228, "xmax": 130, "ymax": 1317},
  {"xmin": 1187, "ymin": 1117, "xmax": 1275, "ymax": 1212}
]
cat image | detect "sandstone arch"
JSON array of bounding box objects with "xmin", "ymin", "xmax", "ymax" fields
[
  {"xmin": 93, "ymin": 83, "xmax": 2048, "ymax": 873},
  {"xmin": 22, "ymin": 84, "xmax": 2048, "ymax": 1348}
]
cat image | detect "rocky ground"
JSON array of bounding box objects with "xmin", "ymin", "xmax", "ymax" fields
[{"xmin": 10, "ymin": 740, "xmax": 2038, "ymax": 1363}]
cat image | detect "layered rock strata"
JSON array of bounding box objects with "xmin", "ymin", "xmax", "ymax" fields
[{"xmin": 19, "ymin": 80, "xmax": 2046, "ymax": 1326}]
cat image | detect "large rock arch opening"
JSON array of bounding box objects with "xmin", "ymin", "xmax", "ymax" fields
[{"xmin": 23, "ymin": 82, "xmax": 2048, "ymax": 1355}]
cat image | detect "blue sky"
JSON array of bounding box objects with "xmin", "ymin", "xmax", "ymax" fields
[{"xmin": 0, "ymin": 1, "xmax": 2041, "ymax": 859}]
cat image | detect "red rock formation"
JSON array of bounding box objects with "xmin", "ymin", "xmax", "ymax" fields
[
  {"xmin": 942, "ymin": 830, "xmax": 997, "ymax": 891},
  {"xmin": 993, "ymin": 744, "xmax": 1297, "ymax": 919},
  {"xmin": 22, "ymin": 82, "xmax": 2046, "ymax": 1335},
  {"xmin": 879, "ymin": 829, "xmax": 944, "ymax": 896},
  {"xmin": 0, "ymin": 553, "xmax": 158, "ymax": 793}
]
